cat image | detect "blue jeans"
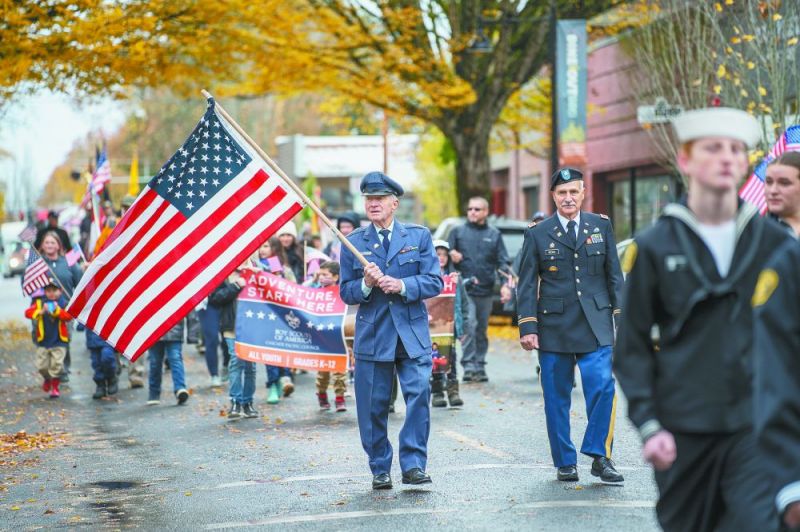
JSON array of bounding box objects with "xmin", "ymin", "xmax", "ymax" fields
[
  {"xmin": 90, "ymin": 346, "xmax": 117, "ymax": 381},
  {"xmin": 226, "ymin": 338, "xmax": 256, "ymax": 404},
  {"xmin": 148, "ymin": 341, "xmax": 186, "ymax": 399},
  {"xmin": 266, "ymin": 365, "xmax": 291, "ymax": 387},
  {"xmin": 199, "ymin": 306, "xmax": 221, "ymax": 377}
]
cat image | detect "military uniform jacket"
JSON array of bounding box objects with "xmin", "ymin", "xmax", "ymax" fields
[
  {"xmin": 517, "ymin": 212, "xmax": 623, "ymax": 353},
  {"xmin": 614, "ymin": 202, "xmax": 791, "ymax": 440},
  {"xmin": 753, "ymin": 239, "xmax": 800, "ymax": 510},
  {"xmin": 340, "ymin": 221, "xmax": 443, "ymax": 362}
]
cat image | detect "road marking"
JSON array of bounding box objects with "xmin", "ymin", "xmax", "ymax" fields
[
  {"xmin": 203, "ymin": 462, "xmax": 646, "ymax": 490},
  {"xmin": 515, "ymin": 499, "xmax": 656, "ymax": 509},
  {"xmin": 438, "ymin": 429, "xmax": 513, "ymax": 459},
  {"xmin": 204, "ymin": 507, "xmax": 457, "ymax": 529}
]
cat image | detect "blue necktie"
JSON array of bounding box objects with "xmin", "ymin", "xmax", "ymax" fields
[{"xmin": 380, "ymin": 229, "xmax": 390, "ymax": 254}]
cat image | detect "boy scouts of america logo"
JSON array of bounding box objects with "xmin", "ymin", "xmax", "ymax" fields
[
  {"xmin": 286, "ymin": 310, "xmax": 301, "ymax": 329},
  {"xmin": 560, "ymin": 169, "xmax": 570, "ymax": 180}
]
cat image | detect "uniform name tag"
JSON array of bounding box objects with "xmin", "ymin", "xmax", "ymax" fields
[
  {"xmin": 362, "ymin": 251, "xmax": 373, "ymax": 256},
  {"xmin": 544, "ymin": 249, "xmax": 560, "ymax": 256},
  {"xmin": 665, "ymin": 255, "xmax": 688, "ymax": 272}
]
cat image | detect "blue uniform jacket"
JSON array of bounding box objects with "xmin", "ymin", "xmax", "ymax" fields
[
  {"xmin": 517, "ymin": 212, "xmax": 623, "ymax": 353},
  {"xmin": 340, "ymin": 221, "xmax": 443, "ymax": 361}
]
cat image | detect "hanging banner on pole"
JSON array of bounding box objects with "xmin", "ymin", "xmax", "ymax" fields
[
  {"xmin": 556, "ymin": 19, "xmax": 588, "ymax": 167},
  {"xmin": 235, "ymin": 271, "xmax": 348, "ymax": 372}
]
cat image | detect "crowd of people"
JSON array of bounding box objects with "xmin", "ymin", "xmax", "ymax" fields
[{"xmin": 18, "ymin": 104, "xmax": 800, "ymax": 530}]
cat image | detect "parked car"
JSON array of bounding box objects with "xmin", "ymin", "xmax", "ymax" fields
[
  {"xmin": 432, "ymin": 216, "xmax": 530, "ymax": 317},
  {"xmin": 2, "ymin": 240, "xmax": 30, "ymax": 277}
]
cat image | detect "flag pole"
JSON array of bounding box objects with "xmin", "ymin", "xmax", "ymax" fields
[{"xmin": 201, "ymin": 90, "xmax": 370, "ymax": 267}]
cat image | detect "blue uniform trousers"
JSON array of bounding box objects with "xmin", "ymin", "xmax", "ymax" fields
[
  {"xmin": 539, "ymin": 346, "xmax": 617, "ymax": 468},
  {"xmin": 354, "ymin": 340, "xmax": 432, "ymax": 475},
  {"xmin": 89, "ymin": 345, "xmax": 117, "ymax": 381}
]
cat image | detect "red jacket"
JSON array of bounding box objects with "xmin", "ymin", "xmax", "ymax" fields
[{"xmin": 25, "ymin": 297, "xmax": 72, "ymax": 346}]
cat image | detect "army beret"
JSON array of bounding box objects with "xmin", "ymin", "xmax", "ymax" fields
[
  {"xmin": 550, "ymin": 168, "xmax": 584, "ymax": 190},
  {"xmin": 360, "ymin": 171, "xmax": 404, "ymax": 197},
  {"xmin": 672, "ymin": 107, "xmax": 760, "ymax": 148}
]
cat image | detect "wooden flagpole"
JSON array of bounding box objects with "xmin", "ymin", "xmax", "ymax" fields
[{"xmin": 201, "ymin": 89, "xmax": 369, "ymax": 267}]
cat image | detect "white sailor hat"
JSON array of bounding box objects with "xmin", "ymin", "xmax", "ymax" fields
[{"xmin": 671, "ymin": 107, "xmax": 761, "ymax": 148}]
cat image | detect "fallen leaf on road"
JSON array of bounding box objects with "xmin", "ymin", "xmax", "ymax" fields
[{"xmin": 185, "ymin": 491, "xmax": 192, "ymax": 496}]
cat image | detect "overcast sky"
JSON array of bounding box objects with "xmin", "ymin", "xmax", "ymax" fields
[{"xmin": 0, "ymin": 90, "xmax": 126, "ymax": 204}]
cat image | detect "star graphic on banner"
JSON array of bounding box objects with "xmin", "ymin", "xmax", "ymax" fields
[
  {"xmin": 327, "ymin": 323, "xmax": 335, "ymax": 330},
  {"xmin": 245, "ymin": 310, "xmax": 254, "ymax": 318},
  {"xmin": 316, "ymin": 324, "xmax": 324, "ymax": 331},
  {"xmin": 306, "ymin": 321, "xmax": 314, "ymax": 328},
  {"xmin": 256, "ymin": 311, "xmax": 265, "ymax": 320},
  {"xmin": 268, "ymin": 313, "xmax": 277, "ymax": 321}
]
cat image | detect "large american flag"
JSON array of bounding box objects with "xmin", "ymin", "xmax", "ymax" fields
[
  {"xmin": 739, "ymin": 125, "xmax": 800, "ymax": 213},
  {"xmin": 67, "ymin": 98, "xmax": 304, "ymax": 361}
]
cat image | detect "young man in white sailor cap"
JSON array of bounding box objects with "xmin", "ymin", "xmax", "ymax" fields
[{"xmin": 614, "ymin": 107, "xmax": 791, "ymax": 531}]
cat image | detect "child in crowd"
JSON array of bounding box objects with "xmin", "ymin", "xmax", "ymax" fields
[
  {"xmin": 431, "ymin": 342, "xmax": 449, "ymax": 398},
  {"xmin": 304, "ymin": 261, "xmax": 348, "ymax": 412},
  {"xmin": 257, "ymin": 236, "xmax": 295, "ymax": 404},
  {"xmin": 86, "ymin": 329, "xmax": 118, "ymax": 400},
  {"xmin": 431, "ymin": 240, "xmax": 467, "ymax": 407},
  {"xmin": 25, "ymin": 277, "xmax": 72, "ymax": 398},
  {"xmin": 210, "ymin": 259, "xmax": 258, "ymax": 420},
  {"xmin": 146, "ymin": 311, "xmax": 198, "ymax": 406}
]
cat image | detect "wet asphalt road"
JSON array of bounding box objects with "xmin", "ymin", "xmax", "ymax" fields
[{"xmin": 1, "ymin": 275, "xmax": 659, "ymax": 530}]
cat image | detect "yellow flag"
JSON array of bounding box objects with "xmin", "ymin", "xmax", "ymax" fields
[{"xmin": 127, "ymin": 151, "xmax": 139, "ymax": 196}]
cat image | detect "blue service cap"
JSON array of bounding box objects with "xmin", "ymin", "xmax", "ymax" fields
[
  {"xmin": 360, "ymin": 171, "xmax": 404, "ymax": 197},
  {"xmin": 550, "ymin": 167, "xmax": 584, "ymax": 191}
]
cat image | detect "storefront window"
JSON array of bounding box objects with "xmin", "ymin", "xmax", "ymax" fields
[{"xmin": 611, "ymin": 174, "xmax": 678, "ymax": 241}]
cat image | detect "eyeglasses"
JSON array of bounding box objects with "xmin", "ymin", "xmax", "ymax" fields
[{"xmin": 467, "ymin": 207, "xmax": 484, "ymax": 212}]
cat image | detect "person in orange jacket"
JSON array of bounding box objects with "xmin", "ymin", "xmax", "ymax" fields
[{"xmin": 25, "ymin": 277, "xmax": 72, "ymax": 398}]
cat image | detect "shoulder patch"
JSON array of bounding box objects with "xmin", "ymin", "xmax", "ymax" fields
[
  {"xmin": 528, "ymin": 221, "xmax": 537, "ymax": 228},
  {"xmin": 752, "ymin": 268, "xmax": 779, "ymax": 307},
  {"xmin": 621, "ymin": 241, "xmax": 638, "ymax": 274},
  {"xmin": 599, "ymin": 213, "xmax": 609, "ymax": 220}
]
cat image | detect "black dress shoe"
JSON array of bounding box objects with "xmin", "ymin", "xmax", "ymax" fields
[
  {"xmin": 462, "ymin": 370, "xmax": 474, "ymax": 382},
  {"xmin": 372, "ymin": 473, "xmax": 392, "ymax": 490},
  {"xmin": 401, "ymin": 468, "xmax": 432, "ymax": 485},
  {"xmin": 557, "ymin": 465, "xmax": 579, "ymax": 481},
  {"xmin": 591, "ymin": 457, "xmax": 624, "ymax": 483}
]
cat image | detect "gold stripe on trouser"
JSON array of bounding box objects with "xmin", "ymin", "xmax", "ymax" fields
[{"xmin": 604, "ymin": 392, "xmax": 618, "ymax": 457}]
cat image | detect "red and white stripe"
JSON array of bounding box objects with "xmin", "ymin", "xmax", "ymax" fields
[
  {"xmin": 23, "ymin": 258, "xmax": 50, "ymax": 296},
  {"xmin": 92, "ymin": 160, "xmax": 111, "ymax": 194},
  {"xmin": 739, "ymin": 175, "xmax": 767, "ymax": 214},
  {"xmin": 67, "ymin": 116, "xmax": 303, "ymax": 361}
]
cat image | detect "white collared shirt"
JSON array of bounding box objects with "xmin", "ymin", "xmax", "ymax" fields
[
  {"xmin": 361, "ymin": 219, "xmax": 406, "ymax": 297},
  {"xmin": 373, "ymin": 219, "xmax": 396, "ymax": 247},
  {"xmin": 556, "ymin": 211, "xmax": 581, "ymax": 240}
]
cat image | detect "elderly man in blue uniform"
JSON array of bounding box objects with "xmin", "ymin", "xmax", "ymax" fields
[
  {"xmin": 340, "ymin": 171, "xmax": 443, "ymax": 490},
  {"xmin": 516, "ymin": 168, "xmax": 625, "ymax": 483}
]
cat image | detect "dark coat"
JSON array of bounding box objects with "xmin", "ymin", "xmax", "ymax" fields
[
  {"xmin": 753, "ymin": 239, "xmax": 800, "ymax": 512},
  {"xmin": 614, "ymin": 202, "xmax": 791, "ymax": 440},
  {"xmin": 516, "ymin": 211, "xmax": 623, "ymax": 353},
  {"xmin": 155, "ymin": 310, "xmax": 200, "ymax": 343},
  {"xmin": 447, "ymin": 221, "xmax": 510, "ymax": 297},
  {"xmin": 208, "ymin": 280, "xmax": 242, "ymax": 334}
]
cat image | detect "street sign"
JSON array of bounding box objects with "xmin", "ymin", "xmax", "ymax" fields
[{"xmin": 637, "ymin": 98, "xmax": 684, "ymax": 125}]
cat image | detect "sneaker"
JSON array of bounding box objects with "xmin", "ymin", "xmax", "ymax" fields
[
  {"xmin": 221, "ymin": 366, "xmax": 229, "ymax": 383},
  {"xmin": 462, "ymin": 370, "xmax": 474, "ymax": 382},
  {"xmin": 242, "ymin": 403, "xmax": 259, "ymax": 418},
  {"xmin": 474, "ymin": 370, "xmax": 489, "ymax": 382},
  {"xmin": 317, "ymin": 392, "xmax": 331, "ymax": 410},
  {"xmin": 228, "ymin": 401, "xmax": 243, "ymax": 420},
  {"xmin": 280, "ymin": 376, "xmax": 294, "ymax": 397},
  {"xmin": 267, "ymin": 383, "xmax": 280, "ymax": 404},
  {"xmin": 210, "ymin": 375, "xmax": 223, "ymax": 388},
  {"xmin": 147, "ymin": 399, "xmax": 161, "ymax": 406},
  {"xmin": 176, "ymin": 389, "xmax": 190, "ymax": 405},
  {"xmin": 335, "ymin": 396, "xmax": 347, "ymax": 412}
]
